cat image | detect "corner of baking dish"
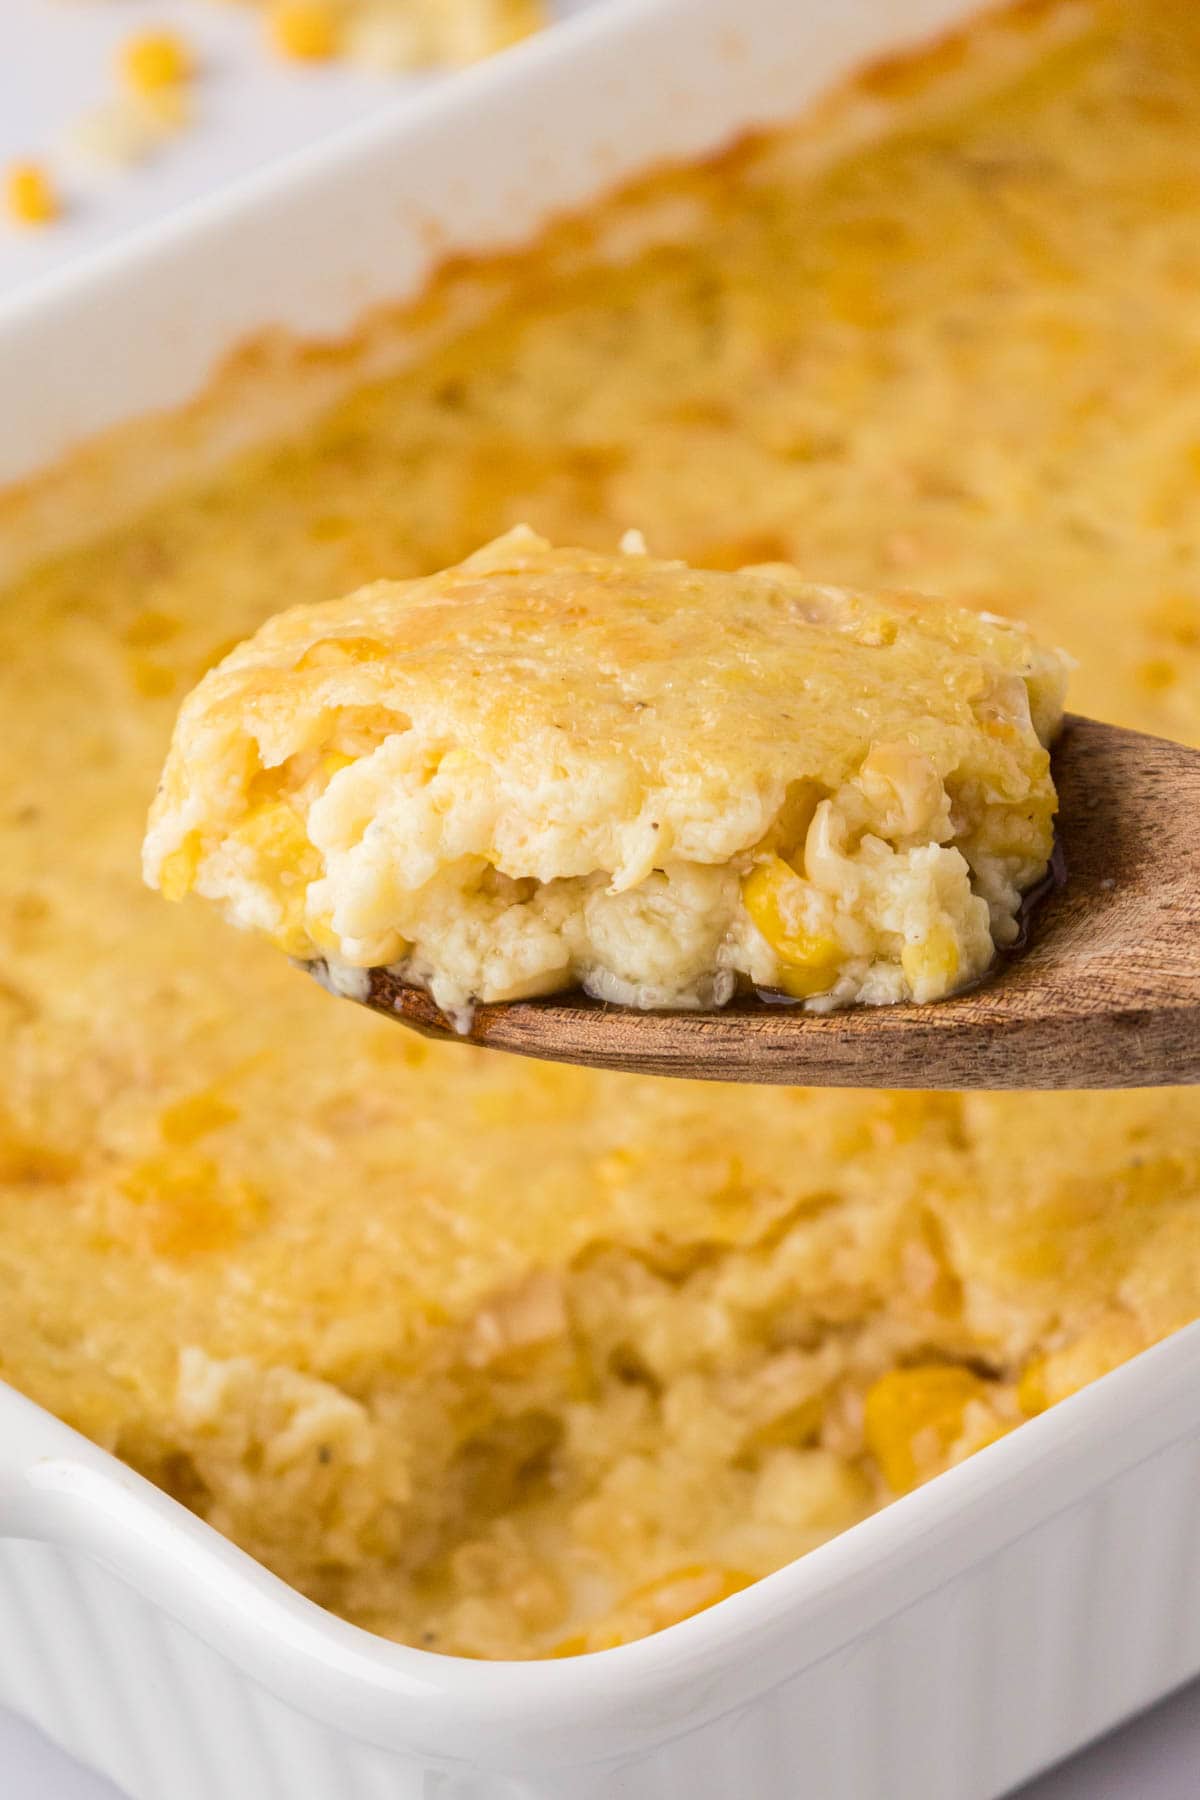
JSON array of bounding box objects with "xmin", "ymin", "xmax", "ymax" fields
[{"xmin": 4, "ymin": 1325, "xmax": 1200, "ymax": 1770}]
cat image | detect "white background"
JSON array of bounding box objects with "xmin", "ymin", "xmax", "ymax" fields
[{"xmin": 3, "ymin": 2, "xmax": 1197, "ymax": 1794}]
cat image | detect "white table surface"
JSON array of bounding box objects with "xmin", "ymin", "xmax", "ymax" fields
[{"xmin": 3, "ymin": 3, "xmax": 1197, "ymax": 1796}]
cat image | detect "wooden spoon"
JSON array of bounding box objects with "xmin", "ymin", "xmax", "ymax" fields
[{"xmin": 313, "ymin": 716, "xmax": 1200, "ymax": 1089}]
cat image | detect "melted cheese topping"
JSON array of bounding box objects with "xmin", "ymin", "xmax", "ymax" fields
[{"xmin": 1, "ymin": 0, "xmax": 1198, "ymax": 1659}]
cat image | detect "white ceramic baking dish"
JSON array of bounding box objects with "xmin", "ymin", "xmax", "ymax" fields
[{"xmin": 4, "ymin": 2, "xmax": 1200, "ymax": 1795}]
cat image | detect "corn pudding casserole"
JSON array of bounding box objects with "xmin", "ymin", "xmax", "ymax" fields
[
  {"xmin": 144, "ymin": 529, "xmax": 1065, "ymax": 1016},
  {"xmin": 2, "ymin": 0, "xmax": 1200, "ymax": 1660}
]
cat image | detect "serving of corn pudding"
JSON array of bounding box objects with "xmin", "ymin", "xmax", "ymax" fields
[
  {"xmin": 144, "ymin": 529, "xmax": 1065, "ymax": 1017},
  {"xmin": 2, "ymin": 0, "xmax": 1200, "ymax": 1660}
]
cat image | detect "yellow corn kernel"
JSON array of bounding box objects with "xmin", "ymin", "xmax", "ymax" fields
[
  {"xmin": 863, "ymin": 1364, "xmax": 994, "ymax": 1494},
  {"xmin": 158, "ymin": 832, "xmax": 202, "ymax": 903},
  {"xmin": 235, "ymin": 798, "xmax": 316, "ymax": 865},
  {"xmin": 305, "ymin": 912, "xmax": 346, "ymax": 955},
  {"xmin": 486, "ymin": 0, "xmax": 544, "ymax": 53},
  {"xmin": 1016, "ymin": 1356, "xmax": 1051, "ymax": 1417},
  {"xmin": 859, "ymin": 740, "xmax": 943, "ymax": 835},
  {"xmin": 741, "ymin": 1393, "xmax": 825, "ymax": 1455},
  {"xmin": 850, "ymin": 611, "xmax": 899, "ymax": 649},
  {"xmin": 246, "ymin": 762, "xmax": 291, "ymax": 808},
  {"xmin": 438, "ymin": 747, "xmax": 479, "ymax": 777},
  {"xmin": 321, "ymin": 751, "xmax": 354, "ymax": 780},
  {"xmin": 551, "ymin": 1566, "xmax": 754, "ymax": 1656},
  {"xmin": 268, "ymin": 3, "xmax": 340, "ymax": 62},
  {"xmin": 231, "ymin": 800, "xmax": 322, "ymax": 955},
  {"xmin": 767, "ymin": 958, "xmax": 835, "ymax": 1000},
  {"xmin": 120, "ymin": 1151, "xmax": 256, "ymax": 1258},
  {"xmin": 1136, "ymin": 657, "xmax": 1178, "ymax": 693},
  {"xmin": 0, "ymin": 1135, "xmax": 77, "ymax": 1185},
  {"xmin": 127, "ymin": 652, "xmax": 177, "ymax": 699},
  {"xmin": 5, "ymin": 162, "xmax": 59, "ymax": 228},
  {"xmin": 317, "ymin": 922, "xmax": 403, "ymax": 970},
  {"xmin": 267, "ymin": 915, "xmax": 314, "ymax": 957},
  {"xmin": 742, "ymin": 856, "xmax": 842, "ymax": 998},
  {"xmin": 160, "ymin": 1089, "xmax": 238, "ymax": 1147},
  {"xmin": 1148, "ymin": 594, "xmax": 1200, "ymax": 649},
  {"xmin": 633, "ymin": 1564, "xmax": 755, "ymax": 1624},
  {"xmin": 297, "ymin": 635, "xmax": 389, "ymax": 669},
  {"xmin": 120, "ymin": 31, "xmax": 192, "ymax": 94},
  {"xmin": 900, "ymin": 922, "xmax": 961, "ymax": 998},
  {"xmin": 776, "ymin": 955, "xmax": 844, "ymax": 1001},
  {"xmin": 123, "ymin": 610, "xmax": 180, "ymax": 649}
]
